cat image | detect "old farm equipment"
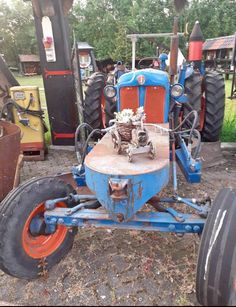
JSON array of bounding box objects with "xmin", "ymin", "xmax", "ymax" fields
[
  {"xmin": 84, "ymin": 22, "xmax": 225, "ymax": 143},
  {"xmin": 0, "ymin": 55, "xmax": 19, "ymax": 110},
  {"xmin": 0, "ymin": 1, "xmax": 233, "ymax": 306},
  {"xmin": 0, "ymin": 121, "xmax": 21, "ymax": 201}
]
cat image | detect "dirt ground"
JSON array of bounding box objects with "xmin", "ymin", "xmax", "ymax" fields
[{"xmin": 0, "ymin": 147, "xmax": 236, "ymax": 306}]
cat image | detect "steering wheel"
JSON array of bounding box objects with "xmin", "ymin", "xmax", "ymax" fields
[{"xmin": 137, "ymin": 57, "xmax": 159, "ymax": 69}]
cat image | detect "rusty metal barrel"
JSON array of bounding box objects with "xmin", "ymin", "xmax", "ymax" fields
[{"xmin": 0, "ymin": 121, "xmax": 21, "ymax": 201}]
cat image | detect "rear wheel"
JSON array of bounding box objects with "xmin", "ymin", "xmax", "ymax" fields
[
  {"xmin": 184, "ymin": 72, "xmax": 202, "ymax": 129},
  {"xmin": 196, "ymin": 188, "xmax": 236, "ymax": 306},
  {"xmin": 0, "ymin": 177, "xmax": 76, "ymax": 279},
  {"xmin": 201, "ymin": 71, "xmax": 225, "ymax": 142},
  {"xmin": 105, "ymin": 98, "xmax": 117, "ymax": 127},
  {"xmin": 83, "ymin": 72, "xmax": 106, "ymax": 129}
]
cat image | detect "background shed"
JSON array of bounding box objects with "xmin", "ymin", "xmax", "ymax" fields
[
  {"xmin": 19, "ymin": 54, "xmax": 41, "ymax": 75},
  {"xmin": 203, "ymin": 35, "xmax": 236, "ymax": 76}
]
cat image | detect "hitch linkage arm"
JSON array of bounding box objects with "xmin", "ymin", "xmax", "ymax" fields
[{"xmin": 45, "ymin": 194, "xmax": 97, "ymax": 211}]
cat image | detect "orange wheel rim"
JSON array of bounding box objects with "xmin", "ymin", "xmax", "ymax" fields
[{"xmin": 22, "ymin": 202, "xmax": 68, "ymax": 259}]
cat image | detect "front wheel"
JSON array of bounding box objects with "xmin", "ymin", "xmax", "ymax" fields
[
  {"xmin": 0, "ymin": 177, "xmax": 77, "ymax": 279},
  {"xmin": 196, "ymin": 188, "xmax": 236, "ymax": 306}
]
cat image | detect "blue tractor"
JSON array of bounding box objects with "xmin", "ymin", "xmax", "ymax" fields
[
  {"xmin": 0, "ymin": 2, "xmax": 234, "ymax": 307},
  {"xmin": 83, "ymin": 20, "xmax": 225, "ymax": 144}
]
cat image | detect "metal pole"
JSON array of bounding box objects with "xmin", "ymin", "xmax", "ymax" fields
[
  {"xmin": 127, "ymin": 33, "xmax": 184, "ymax": 39},
  {"xmin": 131, "ymin": 37, "xmax": 137, "ymax": 71},
  {"xmin": 170, "ymin": 17, "xmax": 179, "ymax": 84}
]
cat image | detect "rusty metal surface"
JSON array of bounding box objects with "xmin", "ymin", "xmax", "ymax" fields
[
  {"xmin": 55, "ymin": 172, "xmax": 94, "ymax": 195},
  {"xmin": 32, "ymin": 0, "xmax": 55, "ymax": 17},
  {"xmin": 62, "ymin": 0, "xmax": 74, "ymax": 14},
  {"xmin": 0, "ymin": 121, "xmax": 21, "ymax": 201},
  {"xmin": 0, "ymin": 73, "xmax": 9, "ymax": 110},
  {"xmin": 169, "ymin": 17, "xmax": 179, "ymax": 82},
  {"xmin": 85, "ymin": 124, "xmax": 170, "ymax": 176},
  {"xmin": 174, "ymin": 0, "xmax": 188, "ymax": 12},
  {"xmin": 109, "ymin": 178, "xmax": 129, "ymax": 200},
  {"xmin": 32, "ymin": 0, "xmax": 73, "ymax": 17},
  {"xmin": 0, "ymin": 55, "xmax": 19, "ymax": 109}
]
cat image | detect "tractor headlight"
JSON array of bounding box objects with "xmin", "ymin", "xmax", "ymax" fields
[
  {"xmin": 171, "ymin": 84, "xmax": 184, "ymax": 98},
  {"xmin": 104, "ymin": 85, "xmax": 117, "ymax": 100}
]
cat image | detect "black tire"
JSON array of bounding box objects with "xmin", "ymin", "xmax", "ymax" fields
[
  {"xmin": 83, "ymin": 72, "xmax": 106, "ymax": 129},
  {"xmin": 0, "ymin": 177, "xmax": 77, "ymax": 280},
  {"xmin": 0, "ymin": 176, "xmax": 57, "ymax": 271},
  {"xmin": 183, "ymin": 72, "xmax": 202, "ymax": 129},
  {"xmin": 105, "ymin": 98, "xmax": 117, "ymax": 127},
  {"xmin": 201, "ymin": 71, "xmax": 225, "ymax": 142},
  {"xmin": 196, "ymin": 188, "xmax": 236, "ymax": 306}
]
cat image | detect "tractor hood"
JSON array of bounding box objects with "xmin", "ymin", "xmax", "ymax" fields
[
  {"xmin": 117, "ymin": 69, "xmax": 170, "ymax": 88},
  {"xmin": 115, "ymin": 68, "xmax": 170, "ymax": 123}
]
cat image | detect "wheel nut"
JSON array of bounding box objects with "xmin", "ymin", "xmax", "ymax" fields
[
  {"xmin": 117, "ymin": 213, "xmax": 124, "ymax": 223},
  {"xmin": 58, "ymin": 218, "xmax": 64, "ymax": 224}
]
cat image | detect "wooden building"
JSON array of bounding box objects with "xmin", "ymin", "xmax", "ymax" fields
[
  {"xmin": 19, "ymin": 54, "xmax": 41, "ymax": 75},
  {"xmin": 203, "ymin": 35, "xmax": 236, "ymax": 76}
]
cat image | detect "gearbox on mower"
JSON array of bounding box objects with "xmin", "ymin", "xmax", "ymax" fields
[{"xmin": 0, "ymin": 16, "xmax": 234, "ymax": 307}]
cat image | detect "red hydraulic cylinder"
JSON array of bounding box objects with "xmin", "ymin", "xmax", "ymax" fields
[{"xmin": 188, "ymin": 21, "xmax": 204, "ymax": 62}]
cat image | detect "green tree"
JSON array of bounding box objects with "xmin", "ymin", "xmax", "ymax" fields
[
  {"xmin": 0, "ymin": 0, "xmax": 36, "ymax": 66},
  {"xmin": 71, "ymin": 0, "xmax": 236, "ymax": 61},
  {"xmin": 0, "ymin": 0, "xmax": 236, "ymax": 65},
  {"xmin": 186, "ymin": 0, "xmax": 236, "ymax": 39}
]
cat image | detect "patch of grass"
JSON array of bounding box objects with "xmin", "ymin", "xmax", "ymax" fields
[
  {"xmin": 221, "ymin": 117, "xmax": 236, "ymax": 142},
  {"xmin": 14, "ymin": 73, "xmax": 44, "ymax": 88},
  {"xmin": 221, "ymin": 79, "xmax": 236, "ymax": 142},
  {"xmin": 44, "ymin": 111, "xmax": 52, "ymax": 146}
]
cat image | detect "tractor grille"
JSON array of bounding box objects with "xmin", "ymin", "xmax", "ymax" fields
[{"xmin": 120, "ymin": 86, "xmax": 166, "ymax": 123}]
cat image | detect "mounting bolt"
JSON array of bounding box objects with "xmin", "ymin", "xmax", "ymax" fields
[
  {"xmin": 72, "ymin": 219, "xmax": 77, "ymax": 226},
  {"xmin": 50, "ymin": 218, "xmax": 57, "ymax": 224},
  {"xmin": 117, "ymin": 213, "xmax": 124, "ymax": 223},
  {"xmin": 185, "ymin": 225, "xmax": 192, "ymax": 232},
  {"xmin": 169, "ymin": 224, "xmax": 176, "ymax": 231},
  {"xmin": 193, "ymin": 226, "xmax": 201, "ymax": 233},
  {"xmin": 58, "ymin": 218, "xmax": 64, "ymax": 225}
]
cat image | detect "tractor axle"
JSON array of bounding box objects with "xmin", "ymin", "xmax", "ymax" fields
[{"xmin": 44, "ymin": 208, "xmax": 204, "ymax": 234}]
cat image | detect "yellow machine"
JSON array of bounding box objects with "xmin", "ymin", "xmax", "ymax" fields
[{"xmin": 10, "ymin": 86, "xmax": 45, "ymax": 161}]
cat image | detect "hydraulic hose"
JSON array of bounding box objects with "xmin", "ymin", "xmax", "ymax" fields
[
  {"xmin": 74, "ymin": 123, "xmax": 94, "ymax": 162},
  {"xmin": 0, "ymin": 100, "xmax": 20, "ymax": 119},
  {"xmin": 0, "ymin": 99, "xmax": 44, "ymax": 120},
  {"xmin": 74, "ymin": 122, "xmax": 114, "ymax": 164},
  {"xmin": 81, "ymin": 129, "xmax": 104, "ymax": 165},
  {"xmin": 192, "ymin": 129, "xmax": 202, "ymax": 159}
]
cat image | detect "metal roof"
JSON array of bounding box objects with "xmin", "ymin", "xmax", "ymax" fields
[
  {"xmin": 77, "ymin": 42, "xmax": 94, "ymax": 50},
  {"xmin": 203, "ymin": 35, "xmax": 235, "ymax": 51},
  {"xmin": 19, "ymin": 54, "xmax": 40, "ymax": 63}
]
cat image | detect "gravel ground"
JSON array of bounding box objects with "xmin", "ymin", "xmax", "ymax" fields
[{"xmin": 0, "ymin": 148, "xmax": 236, "ymax": 306}]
